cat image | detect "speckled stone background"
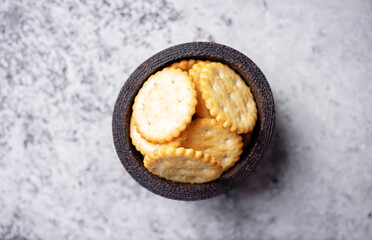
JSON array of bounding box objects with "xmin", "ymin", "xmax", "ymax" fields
[{"xmin": 1, "ymin": 0, "xmax": 371, "ymax": 239}]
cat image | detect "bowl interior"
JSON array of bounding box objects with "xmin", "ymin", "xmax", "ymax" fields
[{"xmin": 112, "ymin": 42, "xmax": 275, "ymax": 201}]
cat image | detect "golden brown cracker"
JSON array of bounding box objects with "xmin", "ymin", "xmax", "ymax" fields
[
  {"xmin": 130, "ymin": 117, "xmax": 182, "ymax": 155},
  {"xmin": 180, "ymin": 118, "xmax": 243, "ymax": 171},
  {"xmin": 199, "ymin": 62, "xmax": 257, "ymax": 134},
  {"xmin": 132, "ymin": 68, "xmax": 197, "ymax": 143},
  {"xmin": 189, "ymin": 61, "xmax": 212, "ymax": 118},
  {"xmin": 169, "ymin": 59, "xmax": 197, "ymax": 72},
  {"xmin": 144, "ymin": 147, "xmax": 223, "ymax": 183}
]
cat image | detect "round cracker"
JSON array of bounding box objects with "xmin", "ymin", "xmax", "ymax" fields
[
  {"xmin": 189, "ymin": 61, "xmax": 212, "ymax": 118},
  {"xmin": 199, "ymin": 62, "xmax": 257, "ymax": 134},
  {"xmin": 132, "ymin": 68, "xmax": 197, "ymax": 143},
  {"xmin": 130, "ymin": 117, "xmax": 182, "ymax": 155},
  {"xmin": 180, "ymin": 118, "xmax": 243, "ymax": 171},
  {"xmin": 169, "ymin": 59, "xmax": 198, "ymax": 72},
  {"xmin": 144, "ymin": 147, "xmax": 223, "ymax": 183}
]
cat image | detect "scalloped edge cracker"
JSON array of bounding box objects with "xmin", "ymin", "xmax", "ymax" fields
[
  {"xmin": 180, "ymin": 118, "xmax": 243, "ymax": 171},
  {"xmin": 189, "ymin": 61, "xmax": 212, "ymax": 118},
  {"xmin": 130, "ymin": 117, "xmax": 182, "ymax": 155},
  {"xmin": 169, "ymin": 59, "xmax": 198, "ymax": 72},
  {"xmin": 199, "ymin": 62, "xmax": 257, "ymax": 134},
  {"xmin": 144, "ymin": 147, "xmax": 223, "ymax": 183},
  {"xmin": 132, "ymin": 68, "xmax": 197, "ymax": 143}
]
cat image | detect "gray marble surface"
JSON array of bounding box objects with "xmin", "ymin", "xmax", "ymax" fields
[{"xmin": 1, "ymin": 0, "xmax": 372, "ymax": 239}]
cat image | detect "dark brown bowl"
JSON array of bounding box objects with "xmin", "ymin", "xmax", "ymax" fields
[{"xmin": 112, "ymin": 42, "xmax": 275, "ymax": 201}]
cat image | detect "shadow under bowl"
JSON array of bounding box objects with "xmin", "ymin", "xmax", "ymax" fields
[{"xmin": 112, "ymin": 42, "xmax": 275, "ymax": 201}]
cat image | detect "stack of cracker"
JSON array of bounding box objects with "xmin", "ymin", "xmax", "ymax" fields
[{"xmin": 130, "ymin": 60, "xmax": 257, "ymax": 183}]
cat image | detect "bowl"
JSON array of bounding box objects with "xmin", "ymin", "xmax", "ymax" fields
[{"xmin": 112, "ymin": 42, "xmax": 275, "ymax": 201}]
